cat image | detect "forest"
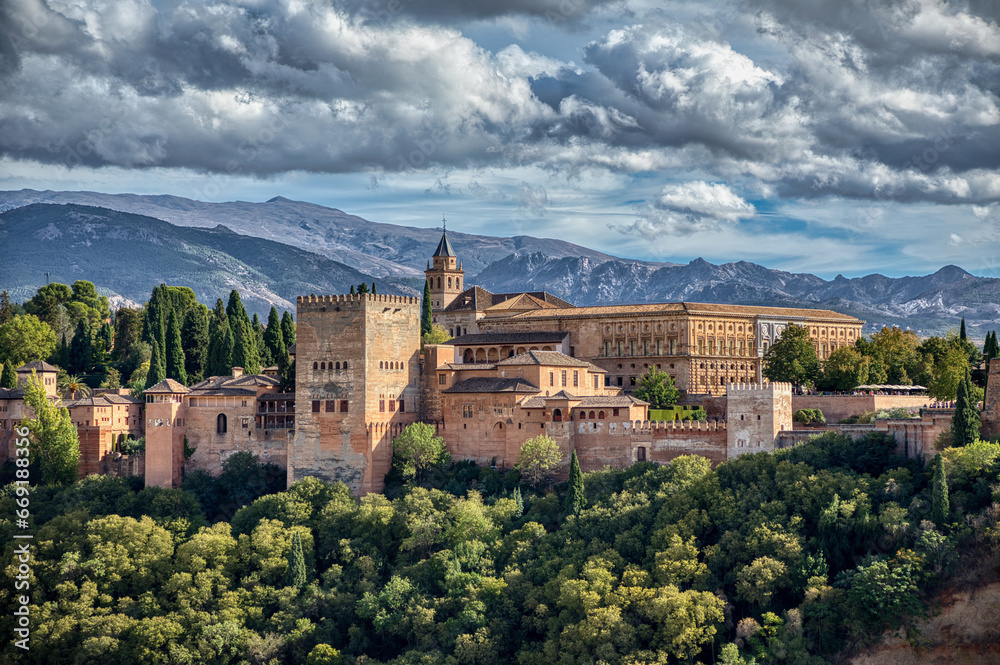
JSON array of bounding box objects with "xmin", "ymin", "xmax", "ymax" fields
[{"xmin": 0, "ymin": 430, "xmax": 998, "ymax": 665}]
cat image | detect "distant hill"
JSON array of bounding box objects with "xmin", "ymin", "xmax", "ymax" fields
[
  {"xmin": 0, "ymin": 203, "xmax": 416, "ymax": 317},
  {"xmin": 1, "ymin": 190, "xmax": 998, "ymax": 337}
]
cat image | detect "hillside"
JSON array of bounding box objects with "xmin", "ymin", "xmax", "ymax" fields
[{"xmin": 0, "ymin": 203, "xmax": 416, "ymax": 317}]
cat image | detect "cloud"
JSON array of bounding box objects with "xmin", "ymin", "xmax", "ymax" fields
[{"xmin": 623, "ymin": 181, "xmax": 756, "ymax": 237}]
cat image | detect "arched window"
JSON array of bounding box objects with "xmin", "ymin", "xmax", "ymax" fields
[
  {"xmin": 589, "ymin": 411, "xmax": 596, "ymax": 419},
  {"xmin": 456, "ymin": 278, "xmax": 461, "ymax": 289},
  {"xmin": 313, "ymin": 362, "xmax": 318, "ymax": 370},
  {"xmin": 343, "ymin": 361, "xmax": 348, "ymax": 369},
  {"xmin": 379, "ymin": 361, "xmax": 383, "ymax": 369},
  {"xmin": 464, "ymin": 349, "xmax": 475, "ymax": 363},
  {"xmin": 321, "ymin": 362, "xmax": 326, "ymax": 370},
  {"xmin": 598, "ymin": 411, "xmax": 605, "ymax": 419},
  {"xmin": 553, "ymin": 408, "xmax": 563, "ymax": 422},
  {"xmin": 216, "ymin": 413, "xmax": 227, "ymax": 434},
  {"xmin": 336, "ymin": 361, "xmax": 341, "ymax": 370},
  {"xmin": 437, "ymin": 277, "xmax": 442, "ymax": 289},
  {"xmin": 448, "ymin": 277, "xmax": 452, "ymax": 288},
  {"xmin": 579, "ymin": 411, "xmax": 586, "ymax": 419}
]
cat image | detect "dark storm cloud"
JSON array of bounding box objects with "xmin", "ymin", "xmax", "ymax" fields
[{"xmin": 1, "ymin": 0, "xmax": 998, "ymax": 211}]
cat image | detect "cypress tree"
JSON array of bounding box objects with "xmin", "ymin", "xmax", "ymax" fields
[
  {"xmin": 284, "ymin": 530, "xmax": 307, "ymax": 589},
  {"xmin": 349, "ymin": 284, "xmax": 355, "ymax": 295},
  {"xmin": 281, "ymin": 310, "xmax": 295, "ymax": 348},
  {"xmin": 564, "ymin": 450, "xmax": 586, "ymax": 516},
  {"xmin": 68, "ymin": 317, "xmax": 93, "ymax": 374},
  {"xmin": 143, "ymin": 284, "xmax": 168, "ymax": 352},
  {"xmin": 58, "ymin": 333, "xmax": 69, "ymax": 369},
  {"xmin": 232, "ymin": 318, "xmax": 261, "ymax": 374},
  {"xmin": 421, "ymin": 279, "xmax": 433, "ymax": 337},
  {"xmin": 165, "ymin": 311, "xmax": 187, "ymax": 385},
  {"xmin": 181, "ymin": 306, "xmax": 210, "ymax": 383},
  {"xmin": 951, "ymin": 367, "xmax": 980, "ymax": 446},
  {"xmin": 206, "ymin": 299, "xmax": 230, "ymax": 377},
  {"xmin": 0, "ymin": 362, "xmax": 16, "ymax": 388},
  {"xmin": 959, "ymin": 317, "xmax": 967, "ymax": 341},
  {"xmin": 931, "ymin": 453, "xmax": 949, "ymax": 527},
  {"xmin": 371, "ymin": 282, "xmax": 377, "ymax": 295},
  {"xmin": 145, "ymin": 340, "xmax": 166, "ymax": 389},
  {"xmin": 253, "ymin": 313, "xmax": 270, "ymax": 367},
  {"xmin": 263, "ymin": 307, "xmax": 284, "ymax": 363}
]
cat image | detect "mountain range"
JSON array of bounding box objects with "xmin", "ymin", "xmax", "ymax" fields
[{"xmin": 1, "ymin": 189, "xmax": 997, "ymax": 337}]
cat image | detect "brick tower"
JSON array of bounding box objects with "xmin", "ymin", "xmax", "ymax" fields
[
  {"xmin": 425, "ymin": 226, "xmax": 464, "ymax": 311},
  {"xmin": 144, "ymin": 379, "xmax": 188, "ymax": 488},
  {"xmin": 726, "ymin": 382, "xmax": 792, "ymax": 458},
  {"xmin": 290, "ymin": 293, "xmax": 421, "ymax": 495}
]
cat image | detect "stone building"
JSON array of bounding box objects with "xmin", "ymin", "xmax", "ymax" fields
[
  {"xmin": 288, "ymin": 293, "xmax": 421, "ymax": 495},
  {"xmin": 66, "ymin": 392, "xmax": 144, "ymax": 476}
]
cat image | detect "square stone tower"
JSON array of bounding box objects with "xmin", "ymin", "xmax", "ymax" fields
[
  {"xmin": 726, "ymin": 382, "xmax": 792, "ymax": 458},
  {"xmin": 290, "ymin": 293, "xmax": 421, "ymax": 495}
]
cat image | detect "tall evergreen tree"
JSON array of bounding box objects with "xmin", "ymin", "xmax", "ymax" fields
[
  {"xmin": 206, "ymin": 299, "xmax": 231, "ymax": 377},
  {"xmin": 264, "ymin": 307, "xmax": 288, "ymax": 374},
  {"xmin": 181, "ymin": 306, "xmax": 210, "ymax": 383},
  {"xmin": 227, "ymin": 291, "xmax": 259, "ymax": 374},
  {"xmin": 984, "ymin": 331, "xmax": 998, "ymax": 394},
  {"xmin": 145, "ymin": 340, "xmax": 166, "ymax": 390},
  {"xmin": 421, "ymin": 280, "xmax": 433, "ymax": 337},
  {"xmin": 349, "ymin": 284, "xmax": 355, "ymax": 295},
  {"xmin": 950, "ymin": 367, "xmax": 980, "ymax": 446},
  {"xmin": 68, "ymin": 317, "xmax": 93, "ymax": 374},
  {"xmin": 58, "ymin": 333, "xmax": 69, "ymax": 369},
  {"xmin": 253, "ymin": 313, "xmax": 270, "ymax": 367},
  {"xmin": 931, "ymin": 453, "xmax": 950, "ymax": 527},
  {"xmin": 959, "ymin": 317, "xmax": 967, "ymax": 341},
  {"xmin": 564, "ymin": 450, "xmax": 586, "ymax": 516},
  {"xmin": 143, "ymin": 284, "xmax": 168, "ymax": 352},
  {"xmin": 371, "ymin": 282, "xmax": 377, "ymax": 295},
  {"xmin": 281, "ymin": 310, "xmax": 295, "ymax": 348},
  {"xmin": 165, "ymin": 311, "xmax": 187, "ymax": 385},
  {"xmin": 114, "ymin": 307, "xmax": 143, "ymax": 362},
  {"xmin": 0, "ymin": 361, "xmax": 15, "ymax": 388},
  {"xmin": 0, "ymin": 290, "xmax": 12, "ymax": 325},
  {"xmin": 284, "ymin": 530, "xmax": 308, "ymax": 589},
  {"xmin": 357, "ymin": 282, "xmax": 370, "ymax": 294}
]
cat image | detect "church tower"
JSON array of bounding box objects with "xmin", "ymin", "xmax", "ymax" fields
[{"xmin": 425, "ymin": 224, "xmax": 464, "ymax": 311}]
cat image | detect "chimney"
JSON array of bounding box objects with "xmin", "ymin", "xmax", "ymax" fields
[{"xmin": 232, "ymin": 366, "xmax": 244, "ymax": 378}]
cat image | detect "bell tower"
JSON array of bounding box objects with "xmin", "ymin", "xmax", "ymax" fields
[{"xmin": 424, "ymin": 219, "xmax": 465, "ymax": 311}]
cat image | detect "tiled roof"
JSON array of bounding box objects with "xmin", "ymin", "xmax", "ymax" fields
[
  {"xmin": 576, "ymin": 395, "xmax": 649, "ymax": 407},
  {"xmin": 547, "ymin": 390, "xmax": 577, "ymax": 400},
  {"xmin": 497, "ymin": 351, "xmax": 592, "ymax": 368},
  {"xmin": 445, "ymin": 331, "xmax": 569, "ymax": 346},
  {"xmin": 258, "ymin": 392, "xmax": 295, "ymax": 400},
  {"xmin": 442, "ymin": 287, "xmax": 574, "ymax": 313},
  {"xmin": 16, "ymin": 360, "xmax": 59, "ymax": 373},
  {"xmin": 496, "ymin": 301, "xmax": 861, "ymax": 322},
  {"xmin": 188, "ymin": 374, "xmax": 281, "ymax": 392},
  {"xmin": 190, "ymin": 387, "xmax": 259, "ymax": 396},
  {"xmin": 442, "ymin": 363, "xmax": 498, "ymax": 370},
  {"xmin": 67, "ymin": 394, "xmax": 142, "ymax": 407},
  {"xmin": 145, "ymin": 378, "xmax": 190, "ymax": 393},
  {"xmin": 443, "ymin": 377, "xmax": 540, "ymax": 394},
  {"xmin": 433, "ymin": 231, "xmax": 457, "ymax": 257},
  {"xmin": 484, "ymin": 293, "xmax": 563, "ymax": 311},
  {"xmin": 288, "ymin": 343, "xmax": 296, "ymax": 355},
  {"xmin": 0, "ymin": 388, "xmax": 25, "ymax": 400}
]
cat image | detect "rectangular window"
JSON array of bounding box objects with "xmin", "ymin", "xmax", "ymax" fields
[
  {"xmin": 618, "ymin": 341, "xmax": 624, "ymax": 356},
  {"xmin": 594, "ymin": 375, "xmax": 599, "ymax": 390},
  {"xmin": 637, "ymin": 446, "xmax": 646, "ymax": 462},
  {"xmin": 242, "ymin": 417, "xmax": 249, "ymax": 428},
  {"xmin": 670, "ymin": 339, "xmax": 676, "ymax": 354},
  {"xmin": 311, "ymin": 400, "xmax": 320, "ymax": 413},
  {"xmin": 340, "ymin": 400, "xmax": 349, "ymax": 413},
  {"xmin": 698, "ymin": 339, "xmax": 704, "ymax": 354},
  {"xmin": 573, "ymin": 371, "xmax": 579, "ymax": 387},
  {"xmin": 643, "ymin": 340, "xmax": 649, "ymax": 356},
  {"xmin": 326, "ymin": 400, "xmax": 335, "ymax": 412},
  {"xmin": 379, "ymin": 400, "xmax": 385, "ymax": 412},
  {"xmin": 657, "ymin": 340, "xmax": 662, "ymax": 355},
  {"xmin": 617, "ymin": 376, "xmax": 623, "ymax": 387},
  {"xmin": 550, "ymin": 372, "xmax": 554, "ymax": 387},
  {"xmin": 613, "ymin": 408, "xmax": 620, "ymax": 417},
  {"xmin": 604, "ymin": 341, "xmax": 611, "ymax": 356},
  {"xmin": 630, "ymin": 341, "xmax": 636, "ymax": 355},
  {"xmin": 630, "ymin": 376, "xmax": 637, "ymax": 386},
  {"xmin": 463, "ymin": 405, "xmax": 474, "ymax": 418},
  {"xmin": 389, "ymin": 400, "xmax": 395, "ymax": 412},
  {"xmin": 561, "ymin": 370, "xmax": 567, "ymax": 387},
  {"xmin": 438, "ymin": 374, "xmax": 446, "ymax": 385},
  {"xmin": 399, "ymin": 399, "xmax": 405, "ymax": 413}
]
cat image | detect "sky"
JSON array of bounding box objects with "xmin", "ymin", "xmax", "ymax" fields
[{"xmin": 1, "ymin": 0, "xmax": 999, "ymax": 279}]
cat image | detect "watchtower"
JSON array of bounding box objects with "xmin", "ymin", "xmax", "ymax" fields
[
  {"xmin": 726, "ymin": 382, "xmax": 792, "ymax": 458},
  {"xmin": 424, "ymin": 226, "xmax": 465, "ymax": 311}
]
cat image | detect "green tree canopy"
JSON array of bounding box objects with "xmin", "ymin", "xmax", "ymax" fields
[
  {"xmin": 515, "ymin": 434, "xmax": 563, "ymax": 486},
  {"xmin": 391, "ymin": 422, "xmax": 450, "ymax": 481},
  {"xmin": 564, "ymin": 450, "xmax": 586, "ymax": 515},
  {"xmin": 23, "ymin": 371, "xmax": 80, "ymax": 484},
  {"xmin": 165, "ymin": 311, "xmax": 187, "ymax": 385},
  {"xmin": 0, "ymin": 361, "xmax": 17, "ymax": 388},
  {"xmin": 181, "ymin": 305, "xmax": 210, "ymax": 383},
  {"xmin": 951, "ymin": 368, "xmax": 980, "ymax": 446},
  {"xmin": 421, "ymin": 279, "xmax": 433, "ymax": 337},
  {"xmin": 0, "ymin": 314, "xmax": 58, "ymax": 369},
  {"xmin": 280, "ymin": 310, "xmax": 295, "ymax": 348},
  {"xmin": 633, "ymin": 366, "xmax": 680, "ymax": 408},
  {"xmin": 68, "ymin": 317, "xmax": 93, "ymax": 375},
  {"xmin": 819, "ymin": 346, "xmax": 868, "ymax": 391},
  {"xmin": 762, "ymin": 324, "xmax": 820, "ymax": 387}
]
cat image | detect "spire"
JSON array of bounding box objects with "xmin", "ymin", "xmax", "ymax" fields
[{"xmin": 432, "ymin": 220, "xmax": 457, "ymax": 258}]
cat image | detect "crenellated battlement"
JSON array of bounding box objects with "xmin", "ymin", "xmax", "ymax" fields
[
  {"xmin": 727, "ymin": 382, "xmax": 792, "ymax": 394},
  {"xmin": 296, "ymin": 293, "xmax": 420, "ymax": 311}
]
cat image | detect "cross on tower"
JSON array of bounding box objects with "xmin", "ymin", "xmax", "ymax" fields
[{"xmin": 442, "ymin": 216, "xmax": 447, "ymax": 233}]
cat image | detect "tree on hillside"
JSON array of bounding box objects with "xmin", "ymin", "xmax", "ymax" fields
[
  {"xmin": 927, "ymin": 344, "xmax": 969, "ymax": 401},
  {"xmin": 23, "ymin": 372, "xmax": 79, "ymax": 485},
  {"xmin": 634, "ymin": 366, "xmax": 680, "ymax": 408},
  {"xmin": 24, "ymin": 282, "xmax": 73, "ymax": 330},
  {"xmin": 0, "ymin": 290, "xmax": 12, "ymax": 325},
  {"xmin": 960, "ymin": 317, "xmax": 967, "ymax": 341},
  {"xmin": 357, "ymin": 283, "xmax": 370, "ymax": 294},
  {"xmin": 113, "ymin": 307, "xmax": 143, "ymax": 362},
  {"xmin": 227, "ymin": 291, "xmax": 260, "ymax": 374},
  {"xmin": 763, "ymin": 324, "xmax": 820, "ymax": 388},
  {"xmin": 206, "ymin": 299, "xmax": 231, "ymax": 377},
  {"xmin": 281, "ymin": 310, "xmax": 295, "ymax": 348},
  {"xmin": 252, "ymin": 313, "xmax": 269, "ymax": 367},
  {"xmin": 392, "ymin": 423, "xmax": 450, "ymax": 482},
  {"xmin": 145, "ymin": 340, "xmax": 166, "ymax": 390},
  {"xmin": 68, "ymin": 317, "xmax": 93, "ymax": 375},
  {"xmin": 951, "ymin": 367, "xmax": 980, "ymax": 446},
  {"xmin": 421, "ymin": 280, "xmax": 433, "ymax": 337},
  {"xmin": 0, "ymin": 362, "xmax": 16, "ymax": 388},
  {"xmin": 564, "ymin": 450, "xmax": 586, "ymax": 516},
  {"xmin": 515, "ymin": 435, "xmax": 563, "ymax": 486},
  {"xmin": 819, "ymin": 346, "xmax": 868, "ymax": 391},
  {"xmin": 165, "ymin": 311, "xmax": 187, "ymax": 385},
  {"xmin": 263, "ymin": 307, "xmax": 286, "ymax": 367},
  {"xmin": 0, "ymin": 314, "xmax": 57, "ymax": 369},
  {"xmin": 181, "ymin": 305, "xmax": 210, "ymax": 383},
  {"xmin": 284, "ymin": 530, "xmax": 308, "ymax": 589}
]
